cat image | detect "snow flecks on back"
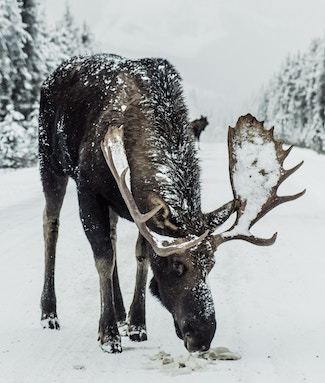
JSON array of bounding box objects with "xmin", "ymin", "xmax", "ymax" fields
[
  {"xmin": 42, "ymin": 53, "xmax": 201, "ymax": 232},
  {"xmin": 42, "ymin": 54, "xmax": 126, "ymax": 96}
]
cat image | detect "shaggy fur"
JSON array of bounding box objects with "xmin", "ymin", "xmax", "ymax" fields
[{"xmin": 39, "ymin": 54, "xmax": 234, "ymax": 353}]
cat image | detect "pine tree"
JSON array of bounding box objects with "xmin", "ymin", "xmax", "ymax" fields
[
  {"xmin": 0, "ymin": 104, "xmax": 33, "ymax": 168},
  {"xmin": 0, "ymin": 0, "xmax": 98, "ymax": 168},
  {"xmin": 79, "ymin": 22, "xmax": 96, "ymax": 55},
  {"xmin": 19, "ymin": 0, "xmax": 47, "ymax": 118},
  {"xmin": 50, "ymin": 3, "xmax": 82, "ymax": 64},
  {"xmin": 259, "ymin": 37, "xmax": 325, "ymax": 153},
  {"xmin": 0, "ymin": 0, "xmax": 29, "ymax": 119}
]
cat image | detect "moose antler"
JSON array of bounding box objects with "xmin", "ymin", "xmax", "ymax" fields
[
  {"xmin": 213, "ymin": 114, "xmax": 305, "ymax": 249},
  {"xmin": 101, "ymin": 126, "xmax": 209, "ymax": 257}
]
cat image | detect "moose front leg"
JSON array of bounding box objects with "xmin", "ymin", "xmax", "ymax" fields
[
  {"xmin": 95, "ymin": 257, "xmax": 121, "ymax": 353},
  {"xmin": 78, "ymin": 188, "xmax": 121, "ymax": 353},
  {"xmin": 128, "ymin": 233, "xmax": 149, "ymax": 342}
]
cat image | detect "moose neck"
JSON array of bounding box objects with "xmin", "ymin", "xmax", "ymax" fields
[
  {"xmin": 97, "ymin": 59, "xmax": 204, "ymax": 237},
  {"xmin": 122, "ymin": 100, "xmax": 203, "ymax": 237}
]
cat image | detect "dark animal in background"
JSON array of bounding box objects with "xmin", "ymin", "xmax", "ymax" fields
[
  {"xmin": 190, "ymin": 115, "xmax": 209, "ymax": 141},
  {"xmin": 39, "ymin": 54, "xmax": 304, "ymax": 354}
]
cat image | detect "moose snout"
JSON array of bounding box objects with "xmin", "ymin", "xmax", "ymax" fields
[
  {"xmin": 184, "ymin": 333, "xmax": 209, "ymax": 352},
  {"xmin": 180, "ymin": 316, "xmax": 216, "ymax": 352}
]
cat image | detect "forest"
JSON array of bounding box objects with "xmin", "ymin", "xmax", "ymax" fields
[
  {"xmin": 0, "ymin": 0, "xmax": 96, "ymax": 168},
  {"xmin": 258, "ymin": 37, "xmax": 325, "ymax": 154},
  {"xmin": 1, "ymin": 0, "xmax": 325, "ymax": 169}
]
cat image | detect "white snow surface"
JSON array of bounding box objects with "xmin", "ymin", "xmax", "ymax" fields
[{"xmin": 0, "ymin": 143, "xmax": 324, "ymax": 382}]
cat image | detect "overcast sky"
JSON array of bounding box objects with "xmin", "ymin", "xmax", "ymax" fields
[{"xmin": 45, "ymin": 0, "xmax": 325, "ymax": 137}]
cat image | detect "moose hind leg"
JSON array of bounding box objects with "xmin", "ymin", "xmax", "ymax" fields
[
  {"xmin": 109, "ymin": 208, "xmax": 127, "ymax": 335},
  {"xmin": 40, "ymin": 170, "xmax": 68, "ymax": 330},
  {"xmin": 78, "ymin": 190, "xmax": 121, "ymax": 353},
  {"xmin": 128, "ymin": 233, "xmax": 149, "ymax": 342}
]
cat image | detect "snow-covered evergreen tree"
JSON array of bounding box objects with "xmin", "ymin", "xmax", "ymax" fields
[
  {"xmin": 50, "ymin": 4, "xmax": 91, "ymax": 64},
  {"xmin": 19, "ymin": 0, "xmax": 48, "ymax": 118},
  {"xmin": 0, "ymin": 0, "xmax": 99, "ymax": 168},
  {"xmin": 0, "ymin": 104, "xmax": 34, "ymax": 168},
  {"xmin": 259, "ymin": 37, "xmax": 325, "ymax": 153},
  {"xmin": 79, "ymin": 22, "xmax": 97, "ymax": 55},
  {"xmin": 0, "ymin": 0, "xmax": 29, "ymax": 119}
]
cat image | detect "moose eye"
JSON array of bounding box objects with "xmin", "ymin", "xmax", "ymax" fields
[{"xmin": 171, "ymin": 261, "xmax": 186, "ymax": 276}]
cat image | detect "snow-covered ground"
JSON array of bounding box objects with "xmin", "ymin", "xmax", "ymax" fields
[{"xmin": 0, "ymin": 143, "xmax": 324, "ymax": 383}]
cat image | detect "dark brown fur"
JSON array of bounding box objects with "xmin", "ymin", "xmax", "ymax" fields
[
  {"xmin": 190, "ymin": 115, "xmax": 209, "ymax": 141},
  {"xmin": 39, "ymin": 54, "xmax": 234, "ymax": 353}
]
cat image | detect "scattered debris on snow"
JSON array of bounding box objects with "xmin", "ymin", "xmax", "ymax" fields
[
  {"xmin": 199, "ymin": 346, "xmax": 241, "ymax": 361},
  {"xmin": 147, "ymin": 347, "xmax": 241, "ymax": 375},
  {"xmin": 72, "ymin": 365, "xmax": 86, "ymax": 371}
]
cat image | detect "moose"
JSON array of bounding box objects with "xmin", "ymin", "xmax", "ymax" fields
[
  {"xmin": 39, "ymin": 53, "xmax": 304, "ymax": 354},
  {"xmin": 189, "ymin": 115, "xmax": 209, "ymax": 141}
]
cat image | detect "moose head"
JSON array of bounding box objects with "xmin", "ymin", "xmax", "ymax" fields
[{"xmin": 101, "ymin": 114, "xmax": 305, "ymax": 352}]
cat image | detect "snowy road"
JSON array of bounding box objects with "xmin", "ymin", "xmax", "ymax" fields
[{"xmin": 0, "ymin": 143, "xmax": 324, "ymax": 382}]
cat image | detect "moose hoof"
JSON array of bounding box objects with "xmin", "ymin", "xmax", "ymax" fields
[
  {"xmin": 128, "ymin": 325, "xmax": 147, "ymax": 342},
  {"xmin": 117, "ymin": 321, "xmax": 128, "ymax": 337},
  {"xmin": 100, "ymin": 335, "xmax": 122, "ymax": 353},
  {"xmin": 41, "ymin": 313, "xmax": 60, "ymax": 330}
]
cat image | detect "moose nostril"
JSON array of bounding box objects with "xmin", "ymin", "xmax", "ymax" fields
[{"xmin": 182, "ymin": 321, "xmax": 194, "ymax": 335}]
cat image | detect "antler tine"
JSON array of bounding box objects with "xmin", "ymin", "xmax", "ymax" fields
[
  {"xmin": 214, "ymin": 232, "xmax": 278, "ymax": 248},
  {"xmin": 150, "ymin": 230, "xmax": 210, "ymax": 257},
  {"xmin": 101, "ymin": 127, "xmax": 209, "ymax": 257},
  {"xmin": 212, "ymin": 114, "xmax": 305, "ymax": 250},
  {"xmin": 100, "ymin": 135, "xmax": 164, "ymax": 224},
  {"xmin": 279, "ymin": 160, "xmax": 304, "ymax": 185},
  {"xmin": 279, "ymin": 145, "xmax": 294, "ymax": 164},
  {"xmin": 249, "ymin": 183, "xmax": 306, "ymax": 229},
  {"xmin": 248, "ymin": 189, "xmax": 306, "ymax": 229},
  {"xmin": 270, "ymin": 189, "xmax": 306, "ymax": 210},
  {"xmin": 119, "ymin": 168, "xmax": 163, "ymax": 223}
]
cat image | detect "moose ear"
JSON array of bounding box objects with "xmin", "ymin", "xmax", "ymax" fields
[
  {"xmin": 147, "ymin": 193, "xmax": 178, "ymax": 231},
  {"xmin": 204, "ymin": 200, "xmax": 237, "ymax": 232}
]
